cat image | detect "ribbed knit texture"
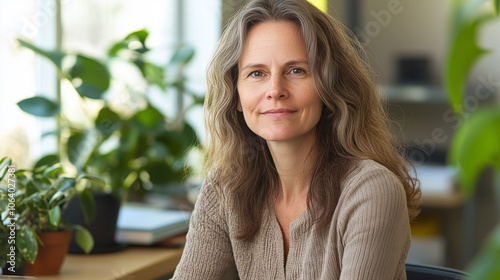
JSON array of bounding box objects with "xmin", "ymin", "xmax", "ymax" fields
[{"xmin": 172, "ymin": 159, "xmax": 410, "ymax": 280}]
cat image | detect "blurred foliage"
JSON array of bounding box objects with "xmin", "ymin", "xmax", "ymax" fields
[
  {"xmin": 0, "ymin": 157, "xmax": 95, "ymax": 269},
  {"xmin": 17, "ymin": 29, "xmax": 203, "ymax": 200},
  {"xmin": 445, "ymin": 0, "xmax": 500, "ymax": 278}
]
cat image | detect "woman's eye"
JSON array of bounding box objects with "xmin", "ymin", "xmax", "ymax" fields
[
  {"xmin": 250, "ymin": 71, "xmax": 264, "ymax": 77},
  {"xmin": 290, "ymin": 68, "xmax": 304, "ymax": 74}
]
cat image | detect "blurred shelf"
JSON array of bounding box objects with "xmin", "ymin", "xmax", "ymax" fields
[
  {"xmin": 379, "ymin": 84, "xmax": 448, "ymax": 104},
  {"xmin": 421, "ymin": 192, "xmax": 466, "ymax": 208}
]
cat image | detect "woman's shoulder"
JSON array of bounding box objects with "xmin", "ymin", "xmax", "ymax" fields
[
  {"xmin": 341, "ymin": 159, "xmax": 404, "ymax": 197},
  {"xmin": 193, "ymin": 179, "xmax": 227, "ymax": 212}
]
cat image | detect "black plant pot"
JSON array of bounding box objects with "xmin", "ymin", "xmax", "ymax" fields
[
  {"xmin": 1, "ymin": 263, "xmax": 25, "ymax": 276},
  {"xmin": 63, "ymin": 192, "xmax": 125, "ymax": 254}
]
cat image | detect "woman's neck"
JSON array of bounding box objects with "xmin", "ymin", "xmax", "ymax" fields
[{"xmin": 267, "ymin": 131, "xmax": 317, "ymax": 204}]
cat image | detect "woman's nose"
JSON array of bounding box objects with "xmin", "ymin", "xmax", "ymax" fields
[{"xmin": 267, "ymin": 76, "xmax": 287, "ymax": 100}]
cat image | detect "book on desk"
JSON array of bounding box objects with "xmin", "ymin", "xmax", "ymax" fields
[{"xmin": 116, "ymin": 203, "xmax": 191, "ymax": 245}]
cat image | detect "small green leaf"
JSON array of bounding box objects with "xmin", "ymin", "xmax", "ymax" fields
[
  {"xmin": 169, "ymin": 46, "xmax": 195, "ymax": 66},
  {"xmin": 108, "ymin": 29, "xmax": 149, "ymax": 56},
  {"xmin": 42, "ymin": 163, "xmax": 63, "ymax": 178},
  {"xmin": 17, "ymin": 39, "xmax": 65, "ymax": 71},
  {"xmin": 74, "ymin": 225, "xmax": 94, "ymax": 254},
  {"xmin": 79, "ymin": 189, "xmax": 95, "ymax": 224},
  {"xmin": 0, "ymin": 157, "xmax": 11, "ymax": 182},
  {"xmin": 34, "ymin": 154, "xmax": 60, "ymax": 169},
  {"xmin": 17, "ymin": 225, "xmax": 38, "ymax": 264},
  {"xmin": 144, "ymin": 62, "xmax": 166, "ymax": 90},
  {"xmin": 448, "ymin": 107, "xmax": 500, "ymax": 193},
  {"xmin": 49, "ymin": 206, "xmax": 61, "ymax": 228},
  {"xmin": 17, "ymin": 97, "xmax": 60, "ymax": 117}
]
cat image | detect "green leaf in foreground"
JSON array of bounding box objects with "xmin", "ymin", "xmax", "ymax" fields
[
  {"xmin": 74, "ymin": 225, "xmax": 94, "ymax": 254},
  {"xmin": 466, "ymin": 225, "xmax": 500, "ymax": 280},
  {"xmin": 17, "ymin": 225, "xmax": 38, "ymax": 264},
  {"xmin": 17, "ymin": 97, "xmax": 60, "ymax": 117},
  {"xmin": 448, "ymin": 107, "xmax": 500, "ymax": 193},
  {"xmin": 445, "ymin": 17, "xmax": 489, "ymax": 115},
  {"xmin": 48, "ymin": 206, "xmax": 62, "ymax": 228}
]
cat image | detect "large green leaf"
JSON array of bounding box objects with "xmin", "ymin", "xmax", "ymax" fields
[
  {"xmin": 157, "ymin": 122, "xmax": 200, "ymax": 158},
  {"xmin": 467, "ymin": 225, "xmax": 500, "ymax": 280},
  {"xmin": 17, "ymin": 39, "xmax": 65, "ymax": 72},
  {"xmin": 34, "ymin": 154, "xmax": 60, "ymax": 169},
  {"xmin": 445, "ymin": 17, "xmax": 490, "ymax": 114},
  {"xmin": 17, "ymin": 225, "xmax": 38, "ymax": 264},
  {"xmin": 445, "ymin": 0, "xmax": 498, "ymax": 114},
  {"xmin": 17, "ymin": 97, "xmax": 60, "ymax": 117},
  {"xmin": 95, "ymin": 106, "xmax": 122, "ymax": 138},
  {"xmin": 69, "ymin": 55, "xmax": 110, "ymax": 99},
  {"xmin": 131, "ymin": 105, "xmax": 166, "ymax": 134},
  {"xmin": 66, "ymin": 130, "xmax": 99, "ymax": 169},
  {"xmin": 74, "ymin": 225, "xmax": 94, "ymax": 254},
  {"xmin": 448, "ymin": 107, "xmax": 500, "ymax": 193},
  {"xmin": 145, "ymin": 161, "xmax": 172, "ymax": 185}
]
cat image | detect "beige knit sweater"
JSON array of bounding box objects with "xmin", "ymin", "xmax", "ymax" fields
[{"xmin": 172, "ymin": 159, "xmax": 410, "ymax": 280}]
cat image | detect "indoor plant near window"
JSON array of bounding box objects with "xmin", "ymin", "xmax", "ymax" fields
[
  {"xmin": 0, "ymin": 157, "xmax": 94, "ymax": 276},
  {"xmin": 15, "ymin": 29, "xmax": 201, "ymax": 252},
  {"xmin": 445, "ymin": 0, "xmax": 500, "ymax": 278}
]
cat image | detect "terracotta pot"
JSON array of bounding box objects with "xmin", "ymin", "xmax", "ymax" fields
[{"xmin": 24, "ymin": 230, "xmax": 72, "ymax": 276}]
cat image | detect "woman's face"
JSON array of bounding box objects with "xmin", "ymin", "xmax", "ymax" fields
[{"xmin": 237, "ymin": 21, "xmax": 323, "ymax": 143}]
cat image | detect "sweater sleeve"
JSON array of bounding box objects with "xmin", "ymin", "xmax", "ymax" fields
[
  {"xmin": 338, "ymin": 164, "xmax": 410, "ymax": 280},
  {"xmin": 171, "ymin": 182, "xmax": 235, "ymax": 280}
]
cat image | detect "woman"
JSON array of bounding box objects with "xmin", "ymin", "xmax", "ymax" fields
[{"xmin": 173, "ymin": 0, "xmax": 420, "ymax": 279}]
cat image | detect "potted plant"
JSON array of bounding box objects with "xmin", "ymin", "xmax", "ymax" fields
[
  {"xmin": 0, "ymin": 157, "xmax": 95, "ymax": 276},
  {"xmin": 445, "ymin": 0, "xmax": 500, "ymax": 278},
  {"xmin": 15, "ymin": 29, "xmax": 202, "ymax": 252}
]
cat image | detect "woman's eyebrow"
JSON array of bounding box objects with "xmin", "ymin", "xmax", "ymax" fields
[
  {"xmin": 240, "ymin": 63, "xmax": 267, "ymax": 71},
  {"xmin": 241, "ymin": 60, "xmax": 309, "ymax": 71}
]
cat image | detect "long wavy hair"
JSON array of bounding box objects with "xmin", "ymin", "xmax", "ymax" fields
[{"xmin": 203, "ymin": 0, "xmax": 420, "ymax": 241}]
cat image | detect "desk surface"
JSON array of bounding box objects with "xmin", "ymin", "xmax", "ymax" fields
[{"xmin": 35, "ymin": 247, "xmax": 183, "ymax": 280}]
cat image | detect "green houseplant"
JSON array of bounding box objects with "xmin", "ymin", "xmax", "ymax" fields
[
  {"xmin": 16, "ymin": 29, "xmax": 202, "ymax": 201},
  {"xmin": 15, "ymin": 29, "xmax": 201, "ymax": 253},
  {"xmin": 445, "ymin": 0, "xmax": 500, "ymax": 278},
  {"xmin": 0, "ymin": 157, "xmax": 94, "ymax": 275}
]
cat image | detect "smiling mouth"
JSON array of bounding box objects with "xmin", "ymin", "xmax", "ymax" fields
[{"xmin": 261, "ymin": 109, "xmax": 296, "ymax": 117}]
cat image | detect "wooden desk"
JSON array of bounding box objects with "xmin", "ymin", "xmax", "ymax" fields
[{"xmin": 36, "ymin": 247, "xmax": 183, "ymax": 280}]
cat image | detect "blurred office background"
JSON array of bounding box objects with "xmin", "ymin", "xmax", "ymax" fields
[{"xmin": 1, "ymin": 0, "xmax": 499, "ymax": 272}]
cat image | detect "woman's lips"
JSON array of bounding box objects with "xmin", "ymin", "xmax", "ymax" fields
[{"xmin": 261, "ymin": 109, "xmax": 296, "ymax": 117}]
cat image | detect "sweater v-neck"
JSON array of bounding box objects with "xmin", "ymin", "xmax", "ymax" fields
[{"xmin": 269, "ymin": 203, "xmax": 310, "ymax": 277}]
